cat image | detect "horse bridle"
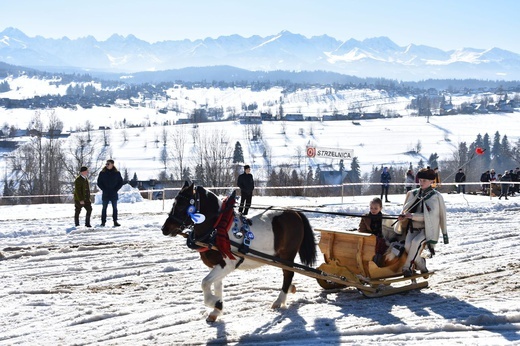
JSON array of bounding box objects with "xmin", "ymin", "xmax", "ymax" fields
[{"xmin": 167, "ymin": 187, "xmax": 201, "ymax": 231}]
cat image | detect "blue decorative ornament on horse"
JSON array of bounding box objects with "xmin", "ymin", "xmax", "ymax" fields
[{"xmin": 161, "ymin": 181, "xmax": 316, "ymax": 322}]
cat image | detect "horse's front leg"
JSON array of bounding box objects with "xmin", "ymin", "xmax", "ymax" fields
[
  {"xmin": 202, "ymin": 263, "xmax": 234, "ymax": 322},
  {"xmin": 272, "ymin": 268, "xmax": 297, "ymax": 309}
]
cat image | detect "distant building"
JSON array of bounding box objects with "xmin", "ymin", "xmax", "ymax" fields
[
  {"xmin": 284, "ymin": 113, "xmax": 304, "ymax": 121},
  {"xmin": 318, "ymin": 170, "xmax": 349, "ymax": 185}
]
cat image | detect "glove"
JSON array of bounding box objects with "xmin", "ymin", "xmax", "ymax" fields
[{"xmin": 443, "ymin": 234, "xmax": 449, "ymax": 244}]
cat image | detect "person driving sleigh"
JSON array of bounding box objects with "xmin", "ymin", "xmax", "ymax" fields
[{"xmin": 395, "ymin": 168, "xmax": 449, "ymax": 277}]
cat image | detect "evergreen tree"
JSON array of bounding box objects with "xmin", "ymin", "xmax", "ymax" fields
[
  {"xmin": 182, "ymin": 167, "xmax": 191, "ymax": 181},
  {"xmin": 306, "ymin": 166, "xmax": 314, "ymax": 185},
  {"xmin": 130, "ymin": 172, "xmax": 138, "ymax": 187},
  {"xmin": 482, "ymin": 133, "xmax": 492, "ymax": 168},
  {"xmin": 314, "ymin": 165, "xmax": 321, "ymax": 184},
  {"xmin": 0, "ymin": 81, "xmax": 10, "ymax": 92},
  {"xmin": 456, "ymin": 142, "xmax": 469, "ymax": 169},
  {"xmin": 233, "ymin": 141, "xmax": 244, "ymax": 163},
  {"xmin": 491, "ymin": 131, "xmax": 502, "ymax": 168},
  {"xmin": 195, "ymin": 164, "xmax": 205, "ymax": 185},
  {"xmin": 500, "ymin": 134, "xmax": 514, "ymax": 171},
  {"xmin": 348, "ymin": 157, "xmax": 362, "ymax": 195}
]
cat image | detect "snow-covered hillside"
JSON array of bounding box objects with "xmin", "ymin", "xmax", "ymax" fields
[{"xmin": 1, "ymin": 79, "xmax": 519, "ymax": 183}]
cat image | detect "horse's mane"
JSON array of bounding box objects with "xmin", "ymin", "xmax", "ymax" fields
[{"xmin": 196, "ymin": 186, "xmax": 221, "ymax": 208}]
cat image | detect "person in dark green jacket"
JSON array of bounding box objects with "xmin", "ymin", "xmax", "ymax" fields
[{"xmin": 74, "ymin": 166, "xmax": 92, "ymax": 227}]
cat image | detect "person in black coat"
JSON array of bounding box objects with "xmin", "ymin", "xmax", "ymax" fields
[
  {"xmin": 237, "ymin": 165, "xmax": 254, "ymax": 215},
  {"xmin": 455, "ymin": 168, "xmax": 466, "ymax": 194},
  {"xmin": 498, "ymin": 171, "xmax": 511, "ymax": 200},
  {"xmin": 380, "ymin": 166, "xmax": 391, "ymax": 203},
  {"xmin": 480, "ymin": 170, "xmax": 490, "ymax": 194},
  {"xmin": 97, "ymin": 159, "xmax": 124, "ymax": 226}
]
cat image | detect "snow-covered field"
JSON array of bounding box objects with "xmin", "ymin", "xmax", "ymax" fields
[{"xmin": 1, "ymin": 190, "xmax": 519, "ymax": 345}]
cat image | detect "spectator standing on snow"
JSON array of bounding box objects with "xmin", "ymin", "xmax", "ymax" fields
[
  {"xmin": 498, "ymin": 170, "xmax": 511, "ymax": 200},
  {"xmin": 74, "ymin": 166, "xmax": 92, "ymax": 228},
  {"xmin": 97, "ymin": 159, "xmax": 124, "ymax": 227},
  {"xmin": 237, "ymin": 165, "xmax": 255, "ymax": 216},
  {"xmin": 455, "ymin": 168, "xmax": 466, "ymax": 194},
  {"xmin": 511, "ymin": 168, "xmax": 519, "ymax": 196},
  {"xmin": 480, "ymin": 170, "xmax": 490, "ymax": 194},
  {"xmin": 405, "ymin": 169, "xmax": 415, "ymax": 192},
  {"xmin": 380, "ymin": 167, "xmax": 391, "ymax": 203}
]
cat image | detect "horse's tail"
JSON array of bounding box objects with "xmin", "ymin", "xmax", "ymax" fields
[{"xmin": 297, "ymin": 212, "xmax": 317, "ymax": 267}]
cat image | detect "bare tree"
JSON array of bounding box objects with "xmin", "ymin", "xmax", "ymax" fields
[
  {"xmin": 169, "ymin": 125, "xmax": 188, "ymax": 179},
  {"xmin": 295, "ymin": 146, "xmax": 304, "ymax": 169},
  {"xmin": 10, "ymin": 111, "xmax": 65, "ymax": 202},
  {"xmin": 194, "ymin": 128, "xmax": 233, "ymax": 186},
  {"xmin": 84, "ymin": 120, "xmax": 94, "ymax": 142},
  {"xmin": 121, "ymin": 128, "xmax": 128, "ymax": 142},
  {"xmin": 161, "ymin": 127, "xmax": 169, "ymax": 147},
  {"xmin": 102, "ymin": 128, "xmax": 110, "ymax": 147},
  {"xmin": 62, "ymin": 133, "xmax": 105, "ymax": 188}
]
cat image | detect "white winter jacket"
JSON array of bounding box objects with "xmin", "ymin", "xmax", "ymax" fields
[{"xmin": 394, "ymin": 188, "xmax": 448, "ymax": 247}]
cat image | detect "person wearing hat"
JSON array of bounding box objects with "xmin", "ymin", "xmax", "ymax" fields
[
  {"xmin": 97, "ymin": 159, "xmax": 124, "ymax": 227},
  {"xmin": 74, "ymin": 166, "xmax": 92, "ymax": 228},
  {"xmin": 395, "ymin": 168, "xmax": 448, "ymax": 277},
  {"xmin": 237, "ymin": 164, "xmax": 255, "ymax": 215}
]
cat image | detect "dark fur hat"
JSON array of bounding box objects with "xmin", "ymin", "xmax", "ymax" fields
[
  {"xmin": 244, "ymin": 165, "xmax": 250, "ymax": 170},
  {"xmin": 80, "ymin": 166, "xmax": 88, "ymax": 172},
  {"xmin": 417, "ymin": 168, "xmax": 436, "ymax": 180}
]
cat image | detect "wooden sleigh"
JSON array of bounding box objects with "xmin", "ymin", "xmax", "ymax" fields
[{"xmin": 315, "ymin": 229, "xmax": 432, "ymax": 297}]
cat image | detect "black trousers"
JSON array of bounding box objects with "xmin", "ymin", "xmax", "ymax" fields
[
  {"xmin": 381, "ymin": 185, "xmax": 389, "ymax": 201},
  {"xmin": 238, "ymin": 191, "xmax": 253, "ymax": 215},
  {"xmin": 74, "ymin": 200, "xmax": 92, "ymax": 226}
]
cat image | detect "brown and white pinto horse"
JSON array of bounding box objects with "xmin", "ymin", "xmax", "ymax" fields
[{"xmin": 161, "ymin": 182, "xmax": 316, "ymax": 322}]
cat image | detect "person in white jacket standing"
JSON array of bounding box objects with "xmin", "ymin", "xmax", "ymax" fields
[{"xmin": 395, "ymin": 168, "xmax": 449, "ymax": 277}]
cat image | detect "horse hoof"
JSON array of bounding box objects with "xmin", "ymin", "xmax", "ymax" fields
[
  {"xmin": 206, "ymin": 315, "xmax": 218, "ymax": 323},
  {"xmin": 290, "ymin": 284, "xmax": 296, "ymax": 294},
  {"xmin": 271, "ymin": 302, "xmax": 281, "ymax": 309}
]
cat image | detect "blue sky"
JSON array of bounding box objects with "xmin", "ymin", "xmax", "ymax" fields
[{"xmin": 2, "ymin": 0, "xmax": 520, "ymax": 53}]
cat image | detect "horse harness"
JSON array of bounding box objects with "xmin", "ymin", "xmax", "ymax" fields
[{"xmin": 173, "ymin": 187, "xmax": 253, "ymax": 263}]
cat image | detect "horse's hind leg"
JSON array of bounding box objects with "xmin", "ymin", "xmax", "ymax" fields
[
  {"xmin": 271, "ymin": 212, "xmax": 303, "ymax": 309},
  {"xmin": 272, "ymin": 268, "xmax": 297, "ymax": 309}
]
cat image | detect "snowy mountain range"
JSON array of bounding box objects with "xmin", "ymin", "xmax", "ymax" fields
[{"xmin": 1, "ymin": 27, "xmax": 520, "ymax": 81}]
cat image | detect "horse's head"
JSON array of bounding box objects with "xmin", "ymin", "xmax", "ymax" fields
[
  {"xmin": 162, "ymin": 181, "xmax": 197, "ymax": 236},
  {"xmin": 162, "ymin": 181, "xmax": 221, "ymax": 237}
]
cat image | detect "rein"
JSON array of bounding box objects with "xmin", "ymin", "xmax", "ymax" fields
[{"xmin": 245, "ymin": 205, "xmax": 400, "ymax": 220}]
